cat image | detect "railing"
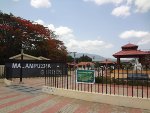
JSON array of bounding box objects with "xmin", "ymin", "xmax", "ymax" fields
[{"xmin": 45, "ymin": 65, "xmax": 150, "ymax": 99}]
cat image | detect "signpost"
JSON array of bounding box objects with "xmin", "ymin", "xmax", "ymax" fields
[{"xmin": 76, "ymin": 70, "xmax": 95, "ymax": 84}]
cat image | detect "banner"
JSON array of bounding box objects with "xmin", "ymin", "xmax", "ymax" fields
[{"xmin": 76, "ymin": 70, "xmax": 95, "ymax": 84}]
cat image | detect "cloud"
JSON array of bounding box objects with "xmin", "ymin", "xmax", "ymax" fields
[
  {"xmin": 30, "ymin": 0, "xmax": 51, "ymax": 8},
  {"xmin": 55, "ymin": 26, "xmax": 73, "ymax": 36},
  {"xmin": 34, "ymin": 19, "xmax": 45, "ymax": 25},
  {"xmin": 120, "ymin": 30, "xmax": 150, "ymax": 45},
  {"xmin": 126, "ymin": 0, "xmax": 133, "ymax": 5},
  {"xmin": 66, "ymin": 39, "xmax": 113, "ymax": 53},
  {"xmin": 134, "ymin": 0, "xmax": 150, "ymax": 13},
  {"xmin": 83, "ymin": 0, "xmax": 123, "ymax": 5},
  {"xmin": 84, "ymin": 0, "xmax": 150, "ymax": 17},
  {"xmin": 47, "ymin": 24, "xmax": 74, "ymax": 42},
  {"xmin": 35, "ymin": 19, "xmax": 113, "ymax": 54},
  {"xmin": 48, "ymin": 24, "xmax": 114, "ymax": 53},
  {"xmin": 111, "ymin": 5, "xmax": 131, "ymax": 17}
]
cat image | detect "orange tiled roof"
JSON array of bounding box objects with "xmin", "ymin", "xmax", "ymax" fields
[
  {"xmin": 122, "ymin": 43, "xmax": 138, "ymax": 48},
  {"xmin": 100, "ymin": 59, "xmax": 115, "ymax": 64},
  {"xmin": 113, "ymin": 50, "xmax": 149, "ymax": 58},
  {"xmin": 77, "ymin": 62, "xmax": 94, "ymax": 66}
]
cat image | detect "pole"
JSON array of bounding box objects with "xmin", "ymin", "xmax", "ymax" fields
[
  {"xmin": 69, "ymin": 52, "xmax": 76, "ymax": 66},
  {"xmin": 20, "ymin": 47, "xmax": 23, "ymax": 83},
  {"xmin": 73, "ymin": 52, "xmax": 76, "ymax": 65}
]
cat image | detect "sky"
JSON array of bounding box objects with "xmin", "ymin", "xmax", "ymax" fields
[{"xmin": 0, "ymin": 0, "xmax": 150, "ymax": 58}]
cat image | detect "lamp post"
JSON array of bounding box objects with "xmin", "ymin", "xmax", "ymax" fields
[
  {"xmin": 69, "ymin": 52, "xmax": 76, "ymax": 64},
  {"xmin": 68, "ymin": 52, "xmax": 77, "ymax": 69},
  {"xmin": 73, "ymin": 52, "xmax": 76, "ymax": 65}
]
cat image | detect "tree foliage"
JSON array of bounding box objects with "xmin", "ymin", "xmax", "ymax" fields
[
  {"xmin": 77, "ymin": 55, "xmax": 92, "ymax": 62},
  {"xmin": 0, "ymin": 11, "xmax": 67, "ymax": 64},
  {"xmin": 141, "ymin": 55, "xmax": 150, "ymax": 68},
  {"xmin": 67, "ymin": 55, "xmax": 74, "ymax": 63}
]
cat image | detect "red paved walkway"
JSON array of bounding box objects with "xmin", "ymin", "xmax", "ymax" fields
[{"xmin": 0, "ymin": 78, "xmax": 150, "ymax": 113}]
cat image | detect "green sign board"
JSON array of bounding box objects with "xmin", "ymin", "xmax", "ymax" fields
[{"xmin": 76, "ymin": 70, "xmax": 95, "ymax": 84}]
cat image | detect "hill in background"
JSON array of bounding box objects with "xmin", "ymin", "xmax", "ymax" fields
[{"xmin": 69, "ymin": 53, "xmax": 108, "ymax": 61}]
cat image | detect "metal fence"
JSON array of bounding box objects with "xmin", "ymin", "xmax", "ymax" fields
[{"xmin": 45, "ymin": 65, "xmax": 150, "ymax": 99}]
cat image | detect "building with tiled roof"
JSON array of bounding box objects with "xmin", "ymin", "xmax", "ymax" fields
[
  {"xmin": 100, "ymin": 59, "xmax": 116, "ymax": 66},
  {"xmin": 76, "ymin": 62, "xmax": 94, "ymax": 70}
]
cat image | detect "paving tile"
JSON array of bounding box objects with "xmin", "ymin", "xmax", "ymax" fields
[
  {"xmin": 0, "ymin": 94, "xmax": 47, "ymax": 113},
  {"xmin": 42, "ymin": 97, "xmax": 73, "ymax": 113},
  {"xmin": 0, "ymin": 78, "xmax": 150, "ymax": 113},
  {"xmin": 23, "ymin": 96, "xmax": 63, "ymax": 113},
  {"xmin": 9, "ymin": 95, "xmax": 54, "ymax": 113}
]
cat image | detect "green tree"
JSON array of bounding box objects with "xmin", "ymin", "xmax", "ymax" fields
[
  {"xmin": 77, "ymin": 55, "xmax": 92, "ymax": 62},
  {"xmin": 141, "ymin": 55, "xmax": 150, "ymax": 69},
  {"xmin": 0, "ymin": 11, "xmax": 67, "ymax": 64},
  {"xmin": 67, "ymin": 55, "xmax": 74, "ymax": 63}
]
